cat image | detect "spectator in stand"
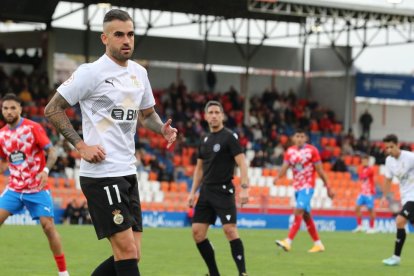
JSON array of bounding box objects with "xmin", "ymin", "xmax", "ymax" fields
[
  {"xmin": 355, "ymin": 137, "xmax": 370, "ymax": 154},
  {"xmin": 251, "ymin": 150, "xmax": 267, "ymax": 167},
  {"xmin": 319, "ymin": 113, "xmax": 333, "ymax": 134},
  {"xmin": 341, "ymin": 137, "xmax": 355, "ymax": 156},
  {"xmin": 359, "ymin": 109, "xmax": 373, "ymax": 140},
  {"xmin": 331, "ymin": 155, "xmax": 348, "ymax": 172}
]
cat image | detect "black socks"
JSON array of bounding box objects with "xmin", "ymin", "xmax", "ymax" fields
[
  {"xmin": 230, "ymin": 238, "xmax": 247, "ymax": 276},
  {"xmin": 394, "ymin": 228, "xmax": 406, "ymax": 257},
  {"xmin": 196, "ymin": 239, "xmax": 220, "ymax": 276}
]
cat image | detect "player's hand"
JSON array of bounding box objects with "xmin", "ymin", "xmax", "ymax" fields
[
  {"xmin": 239, "ymin": 188, "xmax": 249, "ymax": 207},
  {"xmin": 161, "ymin": 119, "xmax": 178, "ymax": 149},
  {"xmin": 273, "ymin": 177, "xmax": 278, "ymax": 186},
  {"xmin": 326, "ymin": 186, "xmax": 335, "ymax": 199},
  {"xmin": 77, "ymin": 142, "xmax": 106, "ymax": 163},
  {"xmin": 188, "ymin": 192, "xmax": 195, "ymax": 208},
  {"xmin": 36, "ymin": 171, "xmax": 48, "ymax": 190}
]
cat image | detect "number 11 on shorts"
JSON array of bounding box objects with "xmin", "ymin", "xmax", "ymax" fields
[{"xmin": 104, "ymin": 185, "xmax": 121, "ymax": 205}]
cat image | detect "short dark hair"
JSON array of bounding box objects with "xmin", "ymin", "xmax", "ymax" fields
[
  {"xmin": 383, "ymin": 134, "xmax": 398, "ymax": 144},
  {"xmin": 204, "ymin": 100, "xmax": 223, "ymax": 113},
  {"xmin": 1, "ymin": 93, "xmax": 21, "ymax": 104},
  {"xmin": 294, "ymin": 128, "xmax": 306, "ymax": 135},
  {"xmin": 103, "ymin": 9, "xmax": 133, "ymax": 24}
]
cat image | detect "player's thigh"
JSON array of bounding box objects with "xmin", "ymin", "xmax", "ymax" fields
[
  {"xmin": 133, "ymin": 231, "xmax": 142, "ymax": 261},
  {"xmin": 398, "ymin": 201, "xmax": 414, "ymax": 226},
  {"xmin": 365, "ymin": 196, "xmax": 374, "ymax": 210},
  {"xmin": 295, "ymin": 188, "xmax": 314, "ymax": 213},
  {"xmin": 80, "ymin": 175, "xmax": 139, "ymax": 240},
  {"xmin": 0, "ymin": 189, "xmax": 25, "ymax": 223},
  {"xmin": 23, "ymin": 190, "xmax": 54, "ymax": 220},
  {"xmin": 356, "ymin": 195, "xmax": 365, "ymax": 207},
  {"xmin": 193, "ymin": 191, "xmax": 216, "ymax": 225},
  {"xmin": 109, "ymin": 227, "xmax": 137, "ymax": 260},
  {"xmin": 126, "ymin": 174, "xmax": 142, "ymax": 233},
  {"xmin": 211, "ymin": 191, "xmax": 237, "ymax": 225}
]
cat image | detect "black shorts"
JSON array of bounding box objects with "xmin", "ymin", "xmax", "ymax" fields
[
  {"xmin": 399, "ymin": 201, "xmax": 414, "ymax": 223},
  {"xmin": 193, "ymin": 183, "xmax": 237, "ymax": 225},
  {"xmin": 80, "ymin": 174, "xmax": 142, "ymax": 240}
]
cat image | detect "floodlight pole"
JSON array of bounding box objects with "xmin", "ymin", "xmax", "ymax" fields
[{"xmin": 83, "ymin": 5, "xmax": 90, "ymax": 63}]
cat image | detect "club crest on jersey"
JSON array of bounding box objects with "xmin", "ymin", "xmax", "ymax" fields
[
  {"xmin": 112, "ymin": 209, "xmax": 124, "ymax": 225},
  {"xmin": 213, "ymin": 144, "xmax": 221, "ymax": 152},
  {"xmin": 130, "ymin": 75, "xmax": 141, "ymax": 88}
]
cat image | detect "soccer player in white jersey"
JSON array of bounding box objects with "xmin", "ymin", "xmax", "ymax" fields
[
  {"xmin": 381, "ymin": 134, "xmax": 414, "ymax": 266},
  {"xmin": 45, "ymin": 9, "xmax": 177, "ymax": 276}
]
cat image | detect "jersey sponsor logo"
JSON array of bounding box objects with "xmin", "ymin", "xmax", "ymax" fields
[
  {"xmin": 111, "ymin": 108, "xmax": 138, "ymax": 121},
  {"xmin": 8, "ymin": 151, "xmax": 26, "ymax": 165},
  {"xmin": 63, "ymin": 73, "xmax": 74, "ymax": 86},
  {"xmin": 213, "ymin": 143, "xmax": 221, "ymax": 152},
  {"xmin": 112, "ymin": 209, "xmax": 124, "ymax": 225},
  {"xmin": 105, "ymin": 79, "xmax": 115, "ymax": 87}
]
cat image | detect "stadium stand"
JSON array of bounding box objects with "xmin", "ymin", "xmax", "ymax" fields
[{"xmin": 0, "ymin": 64, "xmax": 397, "ymax": 215}]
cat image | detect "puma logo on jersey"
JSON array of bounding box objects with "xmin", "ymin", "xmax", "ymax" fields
[
  {"xmin": 105, "ymin": 79, "xmax": 115, "ymax": 87},
  {"xmin": 44, "ymin": 207, "xmax": 51, "ymax": 213}
]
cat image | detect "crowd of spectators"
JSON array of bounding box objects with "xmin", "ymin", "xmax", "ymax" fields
[{"xmin": 0, "ymin": 64, "xmax": 391, "ymax": 185}]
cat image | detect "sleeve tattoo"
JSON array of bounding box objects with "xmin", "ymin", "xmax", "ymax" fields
[
  {"xmin": 139, "ymin": 110, "xmax": 164, "ymax": 135},
  {"xmin": 44, "ymin": 93, "xmax": 83, "ymax": 147}
]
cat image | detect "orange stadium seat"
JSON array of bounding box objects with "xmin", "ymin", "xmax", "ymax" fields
[{"xmin": 178, "ymin": 182, "xmax": 188, "ymax": 193}]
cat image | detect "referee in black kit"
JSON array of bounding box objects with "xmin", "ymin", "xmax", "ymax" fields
[{"xmin": 188, "ymin": 100, "xmax": 249, "ymax": 276}]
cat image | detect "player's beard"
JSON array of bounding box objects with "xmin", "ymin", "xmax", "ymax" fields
[
  {"xmin": 5, "ymin": 115, "xmax": 19, "ymax": 125},
  {"xmin": 110, "ymin": 46, "xmax": 134, "ymax": 63}
]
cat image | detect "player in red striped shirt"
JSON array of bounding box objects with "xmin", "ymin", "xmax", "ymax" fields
[
  {"xmin": 353, "ymin": 155, "xmax": 377, "ymax": 233},
  {"xmin": 0, "ymin": 93, "xmax": 69, "ymax": 276},
  {"xmin": 275, "ymin": 129, "xmax": 334, "ymax": 253}
]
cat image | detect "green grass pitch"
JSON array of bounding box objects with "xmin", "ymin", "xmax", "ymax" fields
[{"xmin": 0, "ymin": 225, "xmax": 413, "ymax": 275}]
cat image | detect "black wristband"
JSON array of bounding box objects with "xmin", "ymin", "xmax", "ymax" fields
[{"xmin": 241, "ymin": 183, "xmax": 249, "ymax": 189}]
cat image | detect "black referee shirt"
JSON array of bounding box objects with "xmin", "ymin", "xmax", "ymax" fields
[{"xmin": 198, "ymin": 127, "xmax": 243, "ymax": 186}]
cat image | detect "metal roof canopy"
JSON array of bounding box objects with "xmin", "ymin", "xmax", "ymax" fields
[{"xmin": 2, "ymin": 0, "xmax": 413, "ymax": 129}]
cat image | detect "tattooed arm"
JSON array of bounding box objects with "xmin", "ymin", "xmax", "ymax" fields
[
  {"xmin": 139, "ymin": 107, "xmax": 164, "ymax": 134},
  {"xmin": 45, "ymin": 92, "xmax": 106, "ymax": 163},
  {"xmin": 139, "ymin": 107, "xmax": 178, "ymax": 148},
  {"xmin": 45, "ymin": 93, "xmax": 82, "ymax": 147}
]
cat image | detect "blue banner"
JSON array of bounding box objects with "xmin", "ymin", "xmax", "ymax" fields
[
  {"xmin": 356, "ymin": 73, "xmax": 414, "ymax": 100},
  {"xmin": 6, "ymin": 209, "xmax": 412, "ymax": 233}
]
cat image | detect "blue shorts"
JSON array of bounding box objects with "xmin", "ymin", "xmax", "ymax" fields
[
  {"xmin": 356, "ymin": 194, "xmax": 374, "ymax": 210},
  {"xmin": 295, "ymin": 188, "xmax": 314, "ymax": 213},
  {"xmin": 0, "ymin": 189, "xmax": 54, "ymax": 220}
]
